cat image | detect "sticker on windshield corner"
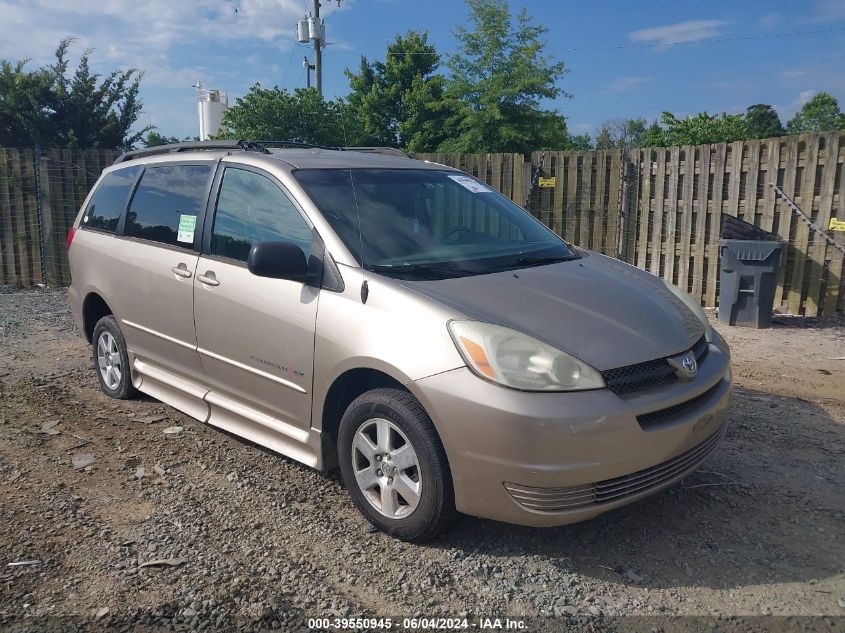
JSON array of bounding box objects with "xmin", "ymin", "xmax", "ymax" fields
[
  {"xmin": 177, "ymin": 214, "xmax": 197, "ymax": 243},
  {"xmin": 448, "ymin": 174, "xmax": 492, "ymax": 193}
]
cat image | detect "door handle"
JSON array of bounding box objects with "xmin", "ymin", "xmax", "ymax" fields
[
  {"xmin": 197, "ymin": 271, "xmax": 220, "ymax": 287},
  {"xmin": 171, "ymin": 263, "xmax": 192, "ymax": 279}
]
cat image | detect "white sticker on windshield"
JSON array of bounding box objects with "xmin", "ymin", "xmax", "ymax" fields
[{"xmin": 448, "ymin": 174, "xmax": 492, "ymax": 193}]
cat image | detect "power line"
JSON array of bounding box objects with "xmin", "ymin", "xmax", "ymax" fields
[{"xmin": 281, "ymin": 43, "xmax": 298, "ymax": 88}]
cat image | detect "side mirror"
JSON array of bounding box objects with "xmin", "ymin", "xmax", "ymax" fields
[{"xmin": 247, "ymin": 241, "xmax": 309, "ymax": 282}]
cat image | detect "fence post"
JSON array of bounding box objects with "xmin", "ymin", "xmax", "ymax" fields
[
  {"xmin": 616, "ymin": 153, "xmax": 628, "ymax": 260},
  {"xmin": 0, "ymin": 149, "xmax": 12, "ymax": 285},
  {"xmin": 34, "ymin": 145, "xmax": 47, "ymax": 285},
  {"xmin": 39, "ymin": 149, "xmax": 59, "ymax": 285}
]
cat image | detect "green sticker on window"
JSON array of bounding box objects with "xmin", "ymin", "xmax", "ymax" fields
[{"xmin": 177, "ymin": 214, "xmax": 197, "ymax": 243}]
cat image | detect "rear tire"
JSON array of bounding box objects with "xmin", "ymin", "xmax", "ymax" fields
[
  {"xmin": 92, "ymin": 315, "xmax": 137, "ymax": 400},
  {"xmin": 338, "ymin": 388, "xmax": 456, "ymax": 542}
]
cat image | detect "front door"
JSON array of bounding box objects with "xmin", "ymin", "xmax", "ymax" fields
[{"xmin": 193, "ymin": 165, "xmax": 319, "ymax": 441}]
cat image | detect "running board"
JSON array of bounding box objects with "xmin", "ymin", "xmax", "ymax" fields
[
  {"xmin": 131, "ymin": 357, "xmax": 322, "ymax": 469},
  {"xmin": 204, "ymin": 390, "xmax": 322, "ymax": 468},
  {"xmin": 132, "ymin": 358, "xmax": 210, "ymax": 422}
]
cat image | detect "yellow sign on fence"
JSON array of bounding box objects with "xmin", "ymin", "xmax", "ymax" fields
[
  {"xmin": 538, "ymin": 177, "xmax": 556, "ymax": 187},
  {"xmin": 829, "ymin": 217, "xmax": 845, "ymax": 231}
]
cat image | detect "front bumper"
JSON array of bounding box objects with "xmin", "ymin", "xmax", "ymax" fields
[{"xmin": 410, "ymin": 338, "xmax": 732, "ymax": 527}]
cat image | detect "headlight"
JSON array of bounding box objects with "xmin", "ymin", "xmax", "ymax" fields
[
  {"xmin": 662, "ymin": 279, "xmax": 713, "ymax": 343},
  {"xmin": 447, "ymin": 321, "xmax": 605, "ymax": 392}
]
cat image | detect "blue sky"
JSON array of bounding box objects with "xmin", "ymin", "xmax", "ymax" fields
[{"xmin": 2, "ymin": 0, "xmax": 844, "ymax": 140}]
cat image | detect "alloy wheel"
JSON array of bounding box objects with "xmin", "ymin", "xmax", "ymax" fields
[
  {"xmin": 96, "ymin": 331, "xmax": 122, "ymax": 390},
  {"xmin": 351, "ymin": 417, "xmax": 422, "ymax": 519}
]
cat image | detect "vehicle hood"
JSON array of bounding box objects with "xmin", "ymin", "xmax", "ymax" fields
[{"xmin": 399, "ymin": 253, "xmax": 705, "ymax": 371}]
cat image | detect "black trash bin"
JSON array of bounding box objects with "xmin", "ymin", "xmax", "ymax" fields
[{"xmin": 718, "ymin": 216, "xmax": 783, "ymax": 328}]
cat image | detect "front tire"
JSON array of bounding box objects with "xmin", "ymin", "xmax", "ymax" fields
[
  {"xmin": 92, "ymin": 315, "xmax": 137, "ymax": 399},
  {"xmin": 338, "ymin": 388, "xmax": 456, "ymax": 542}
]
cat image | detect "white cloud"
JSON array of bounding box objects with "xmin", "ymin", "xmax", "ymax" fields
[
  {"xmin": 774, "ymin": 90, "xmax": 819, "ymax": 121},
  {"xmin": 629, "ymin": 20, "xmax": 730, "ymax": 48},
  {"xmin": 604, "ymin": 76, "xmax": 654, "ymax": 94},
  {"xmin": 771, "ymin": 61, "xmax": 845, "ymax": 118},
  {"xmin": 0, "ymin": 0, "xmax": 355, "ymax": 135},
  {"xmin": 797, "ymin": 89, "xmax": 817, "ymax": 106},
  {"xmin": 778, "ymin": 69, "xmax": 809, "ymax": 79},
  {"xmin": 0, "ymin": 0, "xmax": 308, "ymax": 87}
]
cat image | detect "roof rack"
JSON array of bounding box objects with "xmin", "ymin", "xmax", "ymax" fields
[
  {"xmin": 345, "ymin": 147, "xmax": 409, "ymax": 159},
  {"xmin": 253, "ymin": 141, "xmax": 407, "ymax": 156},
  {"xmin": 113, "ymin": 140, "xmax": 270, "ymax": 164},
  {"xmin": 114, "ymin": 140, "xmax": 409, "ymax": 165},
  {"xmin": 254, "ymin": 140, "xmax": 340, "ymax": 151}
]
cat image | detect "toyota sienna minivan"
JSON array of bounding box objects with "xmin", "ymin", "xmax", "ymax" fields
[{"xmin": 68, "ymin": 141, "xmax": 732, "ymax": 541}]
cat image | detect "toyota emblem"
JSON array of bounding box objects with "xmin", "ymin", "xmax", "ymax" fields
[{"xmin": 682, "ymin": 354, "xmax": 697, "ymax": 376}]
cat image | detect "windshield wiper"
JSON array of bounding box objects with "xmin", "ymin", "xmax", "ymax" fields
[
  {"xmin": 366, "ymin": 263, "xmax": 468, "ymax": 279},
  {"xmin": 513, "ymin": 254, "xmax": 580, "ymax": 267}
]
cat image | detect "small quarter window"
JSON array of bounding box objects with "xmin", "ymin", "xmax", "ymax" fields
[
  {"xmin": 81, "ymin": 166, "xmax": 141, "ymax": 232},
  {"xmin": 125, "ymin": 164, "xmax": 212, "ymax": 247},
  {"xmin": 211, "ymin": 167, "xmax": 312, "ymax": 262}
]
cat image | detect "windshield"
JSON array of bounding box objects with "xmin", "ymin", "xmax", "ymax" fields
[{"xmin": 294, "ymin": 169, "xmax": 575, "ymax": 279}]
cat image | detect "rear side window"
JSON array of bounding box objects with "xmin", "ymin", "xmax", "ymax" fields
[
  {"xmin": 125, "ymin": 164, "xmax": 212, "ymax": 247},
  {"xmin": 81, "ymin": 166, "xmax": 141, "ymax": 232}
]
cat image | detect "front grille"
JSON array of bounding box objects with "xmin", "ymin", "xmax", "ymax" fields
[
  {"xmin": 601, "ymin": 359, "xmax": 676, "ymax": 395},
  {"xmin": 637, "ymin": 381, "xmax": 722, "ymax": 429},
  {"xmin": 601, "ymin": 335, "xmax": 709, "ymax": 396},
  {"xmin": 504, "ymin": 426, "xmax": 725, "ymax": 513}
]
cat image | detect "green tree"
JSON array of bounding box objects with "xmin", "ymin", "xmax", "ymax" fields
[
  {"xmin": 786, "ymin": 92, "xmax": 845, "ymax": 134},
  {"xmin": 594, "ymin": 117, "xmax": 648, "ymax": 150},
  {"xmin": 440, "ymin": 0, "xmax": 570, "ymax": 153},
  {"xmin": 744, "ymin": 104, "xmax": 784, "ymax": 139},
  {"xmin": 640, "ymin": 122, "xmax": 665, "ymax": 147},
  {"xmin": 642, "ymin": 111, "xmax": 748, "ymax": 147},
  {"xmin": 594, "ymin": 128, "xmax": 613, "ymax": 150},
  {"xmin": 401, "ymin": 75, "xmax": 459, "ymax": 152},
  {"xmin": 219, "ymin": 85, "xmax": 357, "ymax": 145},
  {"xmin": 0, "ymin": 60, "xmax": 54, "ymax": 145},
  {"xmin": 49, "ymin": 38, "xmax": 149, "ymax": 148},
  {"xmin": 345, "ymin": 31, "xmax": 453, "ymax": 151},
  {"xmin": 0, "ymin": 37, "xmax": 149, "ymax": 148},
  {"xmin": 143, "ymin": 131, "xmax": 183, "ymax": 147},
  {"xmin": 561, "ymin": 133, "xmax": 593, "ymax": 151},
  {"xmin": 142, "ymin": 131, "xmax": 198, "ymax": 147}
]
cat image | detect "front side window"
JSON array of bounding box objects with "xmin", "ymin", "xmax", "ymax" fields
[
  {"xmin": 81, "ymin": 166, "xmax": 141, "ymax": 232},
  {"xmin": 125, "ymin": 164, "xmax": 212, "ymax": 247},
  {"xmin": 294, "ymin": 169, "xmax": 574, "ymax": 279},
  {"xmin": 211, "ymin": 167, "xmax": 312, "ymax": 262}
]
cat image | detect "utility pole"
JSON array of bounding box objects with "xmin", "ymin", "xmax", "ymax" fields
[
  {"xmin": 296, "ymin": 1, "xmax": 341, "ymax": 97},
  {"xmin": 303, "ymin": 57, "xmax": 315, "ymax": 89},
  {"xmin": 313, "ymin": 0, "xmax": 322, "ymax": 96}
]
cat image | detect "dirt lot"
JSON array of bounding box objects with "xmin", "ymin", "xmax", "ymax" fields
[{"xmin": 1, "ymin": 288, "xmax": 843, "ymax": 632}]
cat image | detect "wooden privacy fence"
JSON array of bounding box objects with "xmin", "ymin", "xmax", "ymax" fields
[
  {"xmin": 625, "ymin": 134, "xmax": 845, "ymax": 318},
  {"xmin": 0, "ymin": 147, "xmax": 120, "ymax": 287},
  {"xmin": 415, "ymin": 131, "xmax": 845, "ymax": 317},
  {"xmin": 1, "ymin": 134, "xmax": 843, "ymax": 316}
]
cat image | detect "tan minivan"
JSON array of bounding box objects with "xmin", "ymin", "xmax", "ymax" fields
[{"xmin": 68, "ymin": 141, "xmax": 732, "ymax": 541}]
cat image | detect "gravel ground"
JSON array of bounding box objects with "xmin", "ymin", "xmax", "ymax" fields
[{"xmin": 0, "ymin": 287, "xmax": 843, "ymax": 632}]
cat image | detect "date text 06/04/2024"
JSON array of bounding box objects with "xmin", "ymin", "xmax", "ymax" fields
[{"xmin": 306, "ymin": 617, "xmax": 527, "ymax": 630}]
